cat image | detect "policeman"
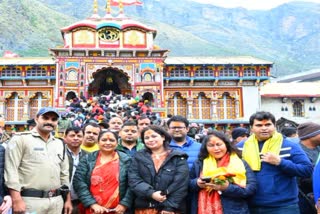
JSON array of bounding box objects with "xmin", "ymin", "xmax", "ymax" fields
[{"xmin": 4, "ymin": 107, "xmax": 72, "ymax": 214}]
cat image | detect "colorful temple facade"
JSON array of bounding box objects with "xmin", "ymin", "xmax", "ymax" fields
[{"xmin": 0, "ymin": 4, "xmax": 272, "ymax": 131}]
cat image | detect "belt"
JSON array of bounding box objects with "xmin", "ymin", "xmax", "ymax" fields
[{"xmin": 21, "ymin": 188, "xmax": 62, "ymax": 198}]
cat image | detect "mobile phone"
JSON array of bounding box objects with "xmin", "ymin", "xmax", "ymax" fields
[
  {"xmin": 201, "ymin": 176, "xmax": 212, "ymax": 183},
  {"xmin": 160, "ymin": 190, "xmax": 167, "ymax": 196}
]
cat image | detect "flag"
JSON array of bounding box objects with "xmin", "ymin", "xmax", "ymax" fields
[{"xmin": 110, "ymin": 0, "xmax": 143, "ymax": 6}]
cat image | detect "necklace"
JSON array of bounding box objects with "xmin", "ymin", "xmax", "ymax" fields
[{"xmin": 152, "ymin": 151, "xmax": 168, "ymax": 160}]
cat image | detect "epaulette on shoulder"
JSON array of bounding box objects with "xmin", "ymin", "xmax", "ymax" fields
[
  {"xmin": 55, "ymin": 137, "xmax": 64, "ymax": 142},
  {"xmin": 14, "ymin": 131, "xmax": 32, "ymax": 136}
]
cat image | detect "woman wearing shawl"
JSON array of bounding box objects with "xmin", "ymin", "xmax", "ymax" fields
[
  {"xmin": 128, "ymin": 125, "xmax": 189, "ymax": 214},
  {"xmin": 73, "ymin": 130, "xmax": 132, "ymax": 214},
  {"xmin": 189, "ymin": 131, "xmax": 256, "ymax": 214}
]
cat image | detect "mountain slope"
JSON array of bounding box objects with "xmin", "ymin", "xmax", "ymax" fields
[
  {"xmin": 0, "ymin": 0, "xmax": 77, "ymax": 56},
  {"xmin": 1, "ymin": 0, "xmax": 320, "ymax": 76}
]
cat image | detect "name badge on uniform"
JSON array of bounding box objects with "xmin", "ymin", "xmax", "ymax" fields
[{"xmin": 33, "ymin": 147, "xmax": 44, "ymax": 151}]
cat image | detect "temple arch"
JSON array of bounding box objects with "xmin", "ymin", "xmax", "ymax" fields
[{"xmin": 88, "ymin": 67, "xmax": 131, "ymax": 96}]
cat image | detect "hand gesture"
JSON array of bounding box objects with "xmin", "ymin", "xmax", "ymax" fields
[
  {"xmin": 152, "ymin": 191, "xmax": 167, "ymax": 203},
  {"xmin": 90, "ymin": 203, "xmax": 108, "ymax": 214},
  {"xmin": 114, "ymin": 204, "xmax": 127, "ymax": 214},
  {"xmin": 197, "ymin": 178, "xmax": 206, "ymax": 189},
  {"xmin": 261, "ymin": 152, "xmax": 281, "ymax": 166},
  {"xmin": 12, "ymin": 197, "xmax": 25, "ymax": 214},
  {"xmin": 63, "ymin": 199, "xmax": 73, "ymax": 214},
  {"xmin": 0, "ymin": 195, "xmax": 12, "ymax": 214}
]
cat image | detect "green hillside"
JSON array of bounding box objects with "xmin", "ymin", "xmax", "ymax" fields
[
  {"xmin": 1, "ymin": 0, "xmax": 320, "ymax": 76},
  {"xmin": 0, "ymin": 0, "xmax": 77, "ymax": 56}
]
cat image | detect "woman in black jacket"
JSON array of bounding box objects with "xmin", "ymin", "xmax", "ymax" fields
[{"xmin": 128, "ymin": 125, "xmax": 189, "ymax": 214}]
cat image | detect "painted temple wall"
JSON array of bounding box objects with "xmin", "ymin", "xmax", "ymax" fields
[{"xmin": 67, "ymin": 27, "xmax": 152, "ymax": 50}]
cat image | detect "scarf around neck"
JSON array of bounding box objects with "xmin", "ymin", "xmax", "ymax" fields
[
  {"xmin": 242, "ymin": 131, "xmax": 283, "ymax": 171},
  {"xmin": 202, "ymin": 152, "xmax": 247, "ymax": 187}
]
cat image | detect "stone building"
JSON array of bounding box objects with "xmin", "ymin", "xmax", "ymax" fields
[{"xmin": 260, "ymin": 69, "xmax": 320, "ymax": 125}]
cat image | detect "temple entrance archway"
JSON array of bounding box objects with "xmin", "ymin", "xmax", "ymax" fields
[
  {"xmin": 88, "ymin": 67, "xmax": 131, "ymax": 96},
  {"xmin": 66, "ymin": 91, "xmax": 77, "ymax": 101},
  {"xmin": 142, "ymin": 92, "xmax": 154, "ymax": 105}
]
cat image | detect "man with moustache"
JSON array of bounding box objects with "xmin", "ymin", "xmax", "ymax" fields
[
  {"xmin": 167, "ymin": 115, "xmax": 201, "ymax": 169},
  {"xmin": 64, "ymin": 126, "xmax": 87, "ymax": 214},
  {"xmin": 80, "ymin": 122, "xmax": 101, "ymax": 152},
  {"xmin": 4, "ymin": 107, "xmax": 72, "ymax": 214},
  {"xmin": 117, "ymin": 121, "xmax": 144, "ymax": 157}
]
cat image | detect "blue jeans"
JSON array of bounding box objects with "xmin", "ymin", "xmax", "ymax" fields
[{"xmin": 250, "ymin": 204, "xmax": 300, "ymax": 214}]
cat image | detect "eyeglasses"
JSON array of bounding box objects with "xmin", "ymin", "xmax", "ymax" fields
[{"xmin": 169, "ymin": 127, "xmax": 186, "ymax": 130}]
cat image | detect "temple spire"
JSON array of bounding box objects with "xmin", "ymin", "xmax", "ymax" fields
[
  {"xmin": 104, "ymin": 0, "xmax": 113, "ymax": 19},
  {"xmin": 91, "ymin": 0, "xmax": 100, "ymax": 19},
  {"xmin": 117, "ymin": 0, "xmax": 127, "ymax": 19},
  {"xmin": 119, "ymin": 0, "xmax": 124, "ymax": 14}
]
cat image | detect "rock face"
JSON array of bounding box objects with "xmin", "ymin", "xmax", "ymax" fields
[{"xmin": 1, "ymin": 0, "xmax": 320, "ymax": 76}]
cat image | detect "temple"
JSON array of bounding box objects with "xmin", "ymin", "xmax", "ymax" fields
[{"xmin": 0, "ymin": 1, "xmax": 272, "ymax": 131}]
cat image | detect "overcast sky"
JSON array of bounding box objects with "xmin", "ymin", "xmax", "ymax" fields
[{"xmin": 192, "ymin": 0, "xmax": 320, "ymax": 10}]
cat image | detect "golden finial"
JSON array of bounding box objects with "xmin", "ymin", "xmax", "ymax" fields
[
  {"xmin": 119, "ymin": 0, "xmax": 124, "ymax": 14},
  {"xmin": 93, "ymin": 0, "xmax": 98, "ymax": 14},
  {"xmin": 106, "ymin": 0, "xmax": 111, "ymax": 14},
  {"xmin": 91, "ymin": 0, "xmax": 100, "ymax": 19},
  {"xmin": 104, "ymin": 0, "xmax": 113, "ymax": 18}
]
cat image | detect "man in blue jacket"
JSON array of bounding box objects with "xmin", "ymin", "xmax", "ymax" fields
[
  {"xmin": 167, "ymin": 115, "xmax": 201, "ymax": 170},
  {"xmin": 237, "ymin": 111, "xmax": 313, "ymax": 214}
]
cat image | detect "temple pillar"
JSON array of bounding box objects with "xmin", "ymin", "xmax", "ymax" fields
[
  {"xmin": 235, "ymin": 100, "xmax": 240, "ymax": 118},
  {"xmin": 211, "ymin": 100, "xmax": 218, "ymax": 119},
  {"xmin": 235, "ymin": 92, "xmax": 240, "ymax": 118},
  {"xmin": 0, "ymin": 98, "xmax": 6, "ymax": 116},
  {"xmin": 22, "ymin": 97, "xmax": 30, "ymax": 121},
  {"xmin": 187, "ymin": 98, "xmax": 194, "ymax": 119},
  {"xmin": 211, "ymin": 91, "xmax": 218, "ymax": 119}
]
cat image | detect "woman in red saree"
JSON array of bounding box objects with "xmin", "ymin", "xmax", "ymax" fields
[{"xmin": 73, "ymin": 130, "xmax": 132, "ymax": 214}]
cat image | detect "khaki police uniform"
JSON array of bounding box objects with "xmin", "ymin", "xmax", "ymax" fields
[{"xmin": 4, "ymin": 129, "xmax": 69, "ymax": 213}]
